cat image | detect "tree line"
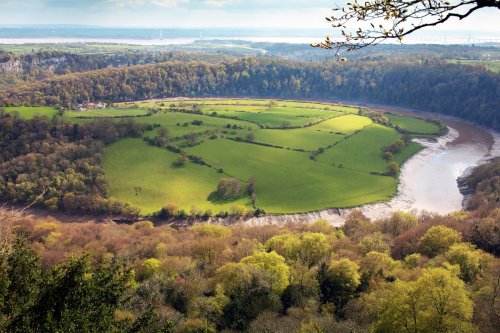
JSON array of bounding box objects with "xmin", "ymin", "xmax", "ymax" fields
[{"xmin": 1, "ymin": 57, "xmax": 498, "ymax": 130}]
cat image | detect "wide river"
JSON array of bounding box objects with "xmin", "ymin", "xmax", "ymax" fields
[{"xmin": 248, "ymin": 107, "xmax": 500, "ymax": 226}]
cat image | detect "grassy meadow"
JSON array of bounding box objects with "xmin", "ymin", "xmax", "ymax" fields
[
  {"xmin": 448, "ymin": 59, "xmax": 500, "ymax": 73},
  {"xmin": 186, "ymin": 139, "xmax": 398, "ymax": 213},
  {"xmin": 1, "ymin": 99, "xmax": 440, "ymax": 214},
  {"xmin": 104, "ymin": 139, "xmax": 249, "ymax": 214},
  {"xmin": 386, "ymin": 113, "xmax": 441, "ymax": 135},
  {"xmin": 3, "ymin": 106, "xmax": 60, "ymax": 119},
  {"xmin": 64, "ymin": 108, "xmax": 149, "ymax": 118}
]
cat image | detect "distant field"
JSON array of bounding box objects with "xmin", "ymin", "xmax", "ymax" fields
[
  {"xmin": 0, "ymin": 43, "xmax": 154, "ymax": 54},
  {"xmin": 3, "ymin": 106, "xmax": 59, "ymax": 119},
  {"xmin": 386, "ymin": 113, "xmax": 441, "ymax": 135},
  {"xmin": 3, "ymin": 99, "xmax": 438, "ymax": 214},
  {"xmin": 64, "ymin": 108, "xmax": 149, "ymax": 118},
  {"xmin": 253, "ymin": 128, "xmax": 342, "ymax": 151},
  {"xmin": 448, "ymin": 59, "xmax": 500, "ymax": 73},
  {"xmin": 317, "ymin": 123, "xmax": 415, "ymax": 173},
  {"xmin": 121, "ymin": 99, "xmax": 360, "ymax": 113},
  {"xmin": 3, "ymin": 106, "xmax": 150, "ymax": 120},
  {"xmin": 250, "ymin": 115, "xmax": 372, "ymax": 151},
  {"xmin": 132, "ymin": 112, "xmax": 258, "ymax": 137},
  {"xmin": 312, "ymin": 115, "xmax": 372, "ymax": 133}
]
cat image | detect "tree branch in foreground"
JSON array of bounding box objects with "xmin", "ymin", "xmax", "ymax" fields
[{"xmin": 312, "ymin": 0, "xmax": 500, "ymax": 59}]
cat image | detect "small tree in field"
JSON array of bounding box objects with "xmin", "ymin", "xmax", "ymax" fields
[
  {"xmin": 173, "ymin": 154, "xmax": 187, "ymax": 168},
  {"xmin": 247, "ymin": 177, "xmax": 256, "ymax": 195},
  {"xmin": 246, "ymin": 132, "xmax": 255, "ymax": 142},
  {"xmin": 216, "ymin": 178, "xmax": 243, "ymax": 200},
  {"xmin": 387, "ymin": 161, "xmax": 400, "ymax": 176}
]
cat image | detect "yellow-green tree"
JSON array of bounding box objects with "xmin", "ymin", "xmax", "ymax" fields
[
  {"xmin": 265, "ymin": 233, "xmax": 301, "ymax": 262},
  {"xmin": 446, "ymin": 242, "xmax": 483, "ymax": 283},
  {"xmin": 297, "ymin": 233, "xmax": 332, "ymax": 266},
  {"xmin": 418, "ymin": 226, "xmax": 462, "ymax": 257},
  {"xmin": 241, "ymin": 251, "xmax": 290, "ymax": 294},
  {"xmin": 140, "ymin": 258, "xmax": 161, "ymax": 280},
  {"xmin": 319, "ymin": 258, "xmax": 361, "ymax": 312},
  {"xmin": 377, "ymin": 211, "xmax": 418, "ymax": 237},
  {"xmin": 359, "ymin": 232, "xmax": 390, "ymax": 255},
  {"xmin": 374, "ymin": 267, "xmax": 474, "ymax": 333},
  {"xmin": 215, "ymin": 252, "xmax": 290, "ymax": 330}
]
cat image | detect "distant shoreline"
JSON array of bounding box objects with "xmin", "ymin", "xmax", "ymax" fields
[{"xmin": 1, "ymin": 36, "xmax": 499, "ymax": 46}]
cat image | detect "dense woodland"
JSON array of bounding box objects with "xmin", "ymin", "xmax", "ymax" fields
[
  {"xmin": 0, "ymin": 111, "xmax": 151, "ymax": 216},
  {"xmin": 0, "ymin": 158, "xmax": 498, "ymax": 332},
  {"xmin": 0, "ymin": 50, "xmax": 235, "ymax": 90},
  {"xmin": 1, "ymin": 57, "xmax": 498, "ymax": 130}
]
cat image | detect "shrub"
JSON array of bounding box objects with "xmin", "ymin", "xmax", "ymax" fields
[{"xmin": 216, "ymin": 178, "xmax": 243, "ymax": 200}]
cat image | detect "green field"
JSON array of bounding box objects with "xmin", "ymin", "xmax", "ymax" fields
[
  {"xmin": 3, "ymin": 106, "xmax": 60, "ymax": 119},
  {"xmin": 123, "ymin": 99, "xmax": 360, "ymax": 113},
  {"xmin": 104, "ymin": 139, "xmax": 249, "ymax": 214},
  {"xmin": 311, "ymin": 115, "xmax": 372, "ymax": 133},
  {"xmin": 3, "ymin": 106, "xmax": 149, "ymax": 120},
  {"xmin": 317, "ymin": 123, "xmax": 420, "ymax": 173},
  {"xmin": 253, "ymin": 128, "xmax": 342, "ymax": 151},
  {"xmin": 2, "ymin": 99, "xmax": 438, "ymax": 214},
  {"xmin": 251, "ymin": 115, "xmax": 372, "ymax": 151},
  {"xmin": 186, "ymin": 139, "xmax": 398, "ymax": 213},
  {"xmin": 64, "ymin": 108, "xmax": 149, "ymax": 118},
  {"xmin": 448, "ymin": 59, "xmax": 500, "ymax": 73},
  {"xmin": 132, "ymin": 112, "xmax": 258, "ymax": 137},
  {"xmin": 386, "ymin": 113, "xmax": 441, "ymax": 135},
  {"xmin": 123, "ymin": 99, "xmax": 357, "ymax": 128}
]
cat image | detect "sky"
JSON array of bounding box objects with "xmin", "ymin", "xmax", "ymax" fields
[{"xmin": 0, "ymin": 0, "xmax": 498, "ymax": 32}]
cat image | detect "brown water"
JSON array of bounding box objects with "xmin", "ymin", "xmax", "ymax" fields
[
  {"xmin": 399, "ymin": 129, "xmax": 487, "ymax": 214},
  {"xmin": 380, "ymin": 109, "xmax": 496, "ymax": 214}
]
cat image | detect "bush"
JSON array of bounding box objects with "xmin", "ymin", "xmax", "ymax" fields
[{"xmin": 216, "ymin": 178, "xmax": 243, "ymax": 200}]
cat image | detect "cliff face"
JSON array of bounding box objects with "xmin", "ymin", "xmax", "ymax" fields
[
  {"xmin": 0, "ymin": 55, "xmax": 68, "ymax": 73},
  {"xmin": 0, "ymin": 59, "xmax": 22, "ymax": 72}
]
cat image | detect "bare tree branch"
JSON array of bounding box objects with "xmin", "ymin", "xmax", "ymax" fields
[
  {"xmin": 312, "ymin": 0, "xmax": 500, "ymax": 59},
  {"xmin": 0, "ymin": 189, "xmax": 47, "ymax": 223},
  {"xmin": 0, "ymin": 189, "xmax": 47, "ymax": 255}
]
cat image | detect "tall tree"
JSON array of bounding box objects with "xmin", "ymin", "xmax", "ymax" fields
[{"xmin": 374, "ymin": 267, "xmax": 474, "ymax": 333}]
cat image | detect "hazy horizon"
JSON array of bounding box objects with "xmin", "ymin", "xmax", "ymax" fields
[
  {"xmin": 0, "ymin": 1, "xmax": 498, "ymax": 34},
  {"xmin": 1, "ymin": 27, "xmax": 499, "ymax": 47}
]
